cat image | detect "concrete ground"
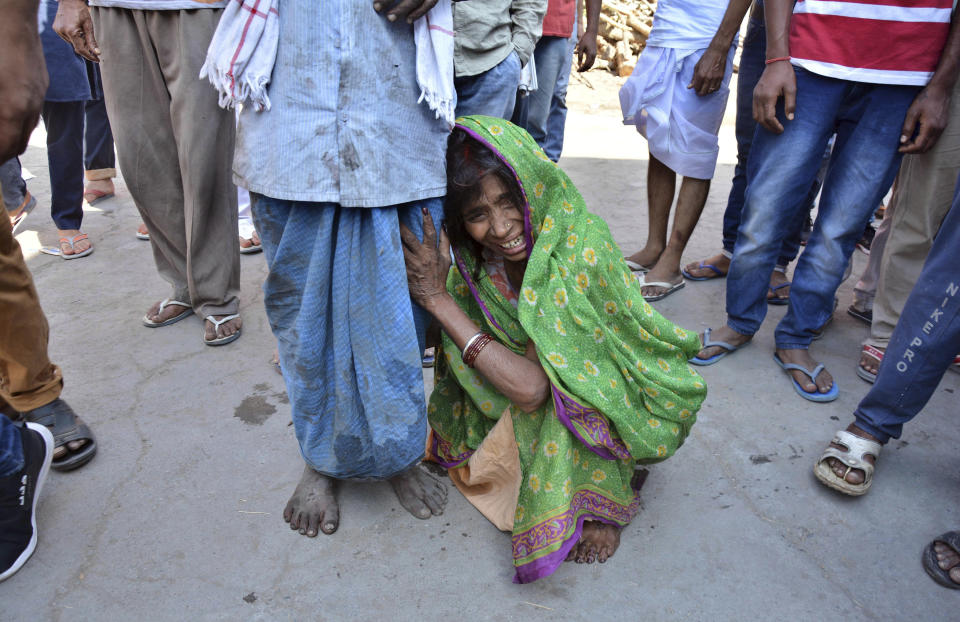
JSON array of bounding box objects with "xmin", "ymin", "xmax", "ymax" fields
[{"xmin": 2, "ymin": 68, "xmax": 958, "ymax": 621}]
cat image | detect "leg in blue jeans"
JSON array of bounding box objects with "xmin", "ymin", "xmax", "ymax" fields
[
  {"xmin": 854, "ymin": 178, "xmax": 960, "ymax": 443},
  {"xmin": 817, "ymin": 176, "xmax": 960, "ymax": 489},
  {"xmin": 522, "ymin": 33, "xmax": 575, "ymax": 161},
  {"xmin": 0, "ymin": 158, "xmax": 29, "ymax": 212},
  {"xmin": 775, "ymin": 81, "xmax": 915, "ymax": 349},
  {"xmin": 455, "ymin": 51, "xmax": 523, "ymax": 120},
  {"xmin": 0, "ymin": 415, "xmax": 24, "ymax": 477}
]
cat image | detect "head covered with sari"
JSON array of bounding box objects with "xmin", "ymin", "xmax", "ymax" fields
[{"xmin": 428, "ymin": 115, "xmax": 707, "ymax": 582}]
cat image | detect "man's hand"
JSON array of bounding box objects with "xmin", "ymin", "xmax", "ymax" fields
[
  {"xmin": 899, "ymin": 85, "xmax": 951, "ymax": 153},
  {"xmin": 54, "ymin": 0, "xmax": 100, "ymax": 62},
  {"xmin": 688, "ymin": 46, "xmax": 727, "ymax": 96},
  {"xmin": 575, "ymin": 31, "xmax": 597, "ymax": 72},
  {"xmin": 399, "ymin": 208, "xmax": 451, "ymax": 313},
  {"xmin": 0, "ymin": 4, "xmax": 48, "ymax": 161},
  {"xmin": 373, "ymin": 0, "xmax": 438, "ymax": 24},
  {"xmin": 752, "ymin": 61, "xmax": 796, "ymax": 134}
]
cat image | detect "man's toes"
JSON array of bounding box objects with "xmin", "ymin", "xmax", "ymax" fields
[
  {"xmin": 288, "ymin": 510, "xmax": 302, "ymax": 530},
  {"xmin": 950, "ymin": 567, "xmax": 960, "ymax": 585},
  {"xmin": 584, "ymin": 545, "xmax": 598, "ymax": 564},
  {"xmin": 320, "ymin": 504, "xmax": 339, "ymax": 534},
  {"xmin": 283, "ymin": 502, "xmax": 294, "ymax": 523},
  {"xmin": 53, "ymin": 446, "xmax": 67, "ymax": 460},
  {"xmin": 303, "ymin": 512, "xmax": 321, "ymax": 537},
  {"xmin": 565, "ymin": 544, "xmax": 579, "ymax": 562}
]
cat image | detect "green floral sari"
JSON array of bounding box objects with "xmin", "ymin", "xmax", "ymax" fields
[{"xmin": 427, "ymin": 116, "xmax": 707, "ymax": 583}]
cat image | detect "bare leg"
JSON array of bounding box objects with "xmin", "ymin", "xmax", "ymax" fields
[
  {"xmin": 283, "ymin": 465, "xmax": 339, "ymax": 537},
  {"xmin": 625, "ymin": 154, "xmax": 675, "ymax": 269},
  {"xmin": 389, "ymin": 463, "xmax": 448, "ymax": 519},
  {"xmin": 644, "ymin": 175, "xmax": 710, "ymax": 298}
]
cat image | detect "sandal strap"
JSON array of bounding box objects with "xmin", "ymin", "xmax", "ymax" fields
[
  {"xmin": 819, "ymin": 429, "xmax": 882, "ymax": 475},
  {"xmin": 779, "ymin": 360, "xmax": 825, "ymax": 381},
  {"xmin": 700, "ymin": 327, "xmax": 741, "ymax": 353},
  {"xmin": 19, "ymin": 399, "xmax": 93, "ymax": 447},
  {"xmin": 205, "ymin": 313, "xmax": 240, "ymax": 336},
  {"xmin": 862, "ymin": 344, "xmax": 885, "ymax": 362},
  {"xmin": 158, "ymin": 298, "xmax": 192, "ymax": 313}
]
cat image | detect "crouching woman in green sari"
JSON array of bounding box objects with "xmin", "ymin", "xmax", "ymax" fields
[{"xmin": 400, "ymin": 116, "xmax": 706, "ymax": 583}]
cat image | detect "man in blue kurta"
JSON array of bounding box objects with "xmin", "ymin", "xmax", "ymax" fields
[{"xmin": 231, "ymin": 1, "xmax": 449, "ymax": 536}]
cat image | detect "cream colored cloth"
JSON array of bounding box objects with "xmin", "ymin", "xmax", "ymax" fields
[{"xmin": 446, "ymin": 409, "xmax": 521, "ymax": 532}]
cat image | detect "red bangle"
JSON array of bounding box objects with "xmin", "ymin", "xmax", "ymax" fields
[
  {"xmin": 463, "ymin": 333, "xmax": 493, "ymax": 368},
  {"xmin": 765, "ymin": 56, "xmax": 790, "ymax": 65}
]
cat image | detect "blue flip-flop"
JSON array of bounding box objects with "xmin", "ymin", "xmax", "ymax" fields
[
  {"xmin": 773, "ymin": 353, "xmax": 839, "ymax": 402},
  {"xmin": 681, "ymin": 261, "xmax": 726, "ymax": 281},
  {"xmin": 766, "ymin": 282, "xmax": 791, "ymax": 305},
  {"xmin": 690, "ymin": 327, "xmax": 750, "ymax": 366}
]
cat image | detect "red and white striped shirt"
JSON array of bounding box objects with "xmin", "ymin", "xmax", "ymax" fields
[{"xmin": 790, "ymin": 0, "xmax": 954, "ymax": 86}]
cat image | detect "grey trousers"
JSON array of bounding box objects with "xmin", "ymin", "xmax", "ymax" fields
[
  {"xmin": 92, "ymin": 7, "xmax": 239, "ymax": 318},
  {"xmin": 858, "ymin": 79, "xmax": 960, "ymax": 349}
]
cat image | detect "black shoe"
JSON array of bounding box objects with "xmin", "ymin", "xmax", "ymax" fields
[
  {"xmin": 0, "ymin": 422, "xmax": 53, "ymax": 582},
  {"xmin": 857, "ymin": 224, "xmax": 876, "ymax": 255}
]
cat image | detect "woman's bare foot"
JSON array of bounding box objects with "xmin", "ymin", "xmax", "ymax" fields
[
  {"xmin": 682, "ymin": 252, "xmax": 730, "ymax": 279},
  {"xmin": 625, "ymin": 245, "xmax": 664, "ymax": 271},
  {"xmin": 57, "ymin": 229, "xmax": 92, "ymax": 256},
  {"xmin": 284, "ymin": 465, "xmax": 339, "ymax": 536},
  {"xmin": 775, "ymin": 347, "xmax": 834, "ymax": 394},
  {"xmin": 824, "ymin": 424, "xmax": 878, "ymax": 485},
  {"xmin": 389, "ymin": 464, "xmax": 448, "ymax": 519},
  {"xmin": 934, "ymin": 541, "xmax": 960, "ymax": 585},
  {"xmin": 696, "ymin": 325, "xmax": 751, "ymax": 360},
  {"xmin": 767, "ymin": 270, "xmax": 791, "ymax": 303},
  {"xmin": 567, "ymin": 521, "xmax": 621, "ymax": 564},
  {"xmin": 144, "ymin": 299, "xmax": 191, "ymax": 324}
]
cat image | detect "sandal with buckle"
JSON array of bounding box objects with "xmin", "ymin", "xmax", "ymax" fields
[{"xmin": 813, "ymin": 429, "xmax": 881, "ymax": 496}]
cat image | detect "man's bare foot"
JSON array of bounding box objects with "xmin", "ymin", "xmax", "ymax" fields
[
  {"xmin": 933, "ymin": 540, "xmax": 960, "ymax": 585},
  {"xmin": 57, "ymin": 229, "xmax": 92, "ymax": 256},
  {"xmin": 389, "ymin": 464, "xmax": 447, "ymax": 519},
  {"xmin": 566, "ymin": 521, "xmax": 621, "ymax": 564},
  {"xmin": 824, "ymin": 424, "xmax": 878, "ymax": 485},
  {"xmin": 625, "ymin": 245, "xmax": 663, "ymax": 271},
  {"xmin": 204, "ymin": 315, "xmax": 242, "ymax": 342},
  {"xmin": 239, "ymin": 230, "xmax": 261, "ymax": 251},
  {"xmin": 775, "ymin": 347, "xmax": 834, "ymax": 394},
  {"xmin": 144, "ymin": 299, "xmax": 191, "ymax": 324},
  {"xmin": 682, "ymin": 252, "xmax": 729, "ymax": 279},
  {"xmin": 696, "ymin": 325, "xmax": 751, "ymax": 360},
  {"xmin": 640, "ymin": 256, "xmax": 684, "ymax": 299},
  {"xmin": 83, "ymin": 178, "xmax": 114, "ymax": 203},
  {"xmin": 767, "ymin": 270, "xmax": 791, "ymax": 303},
  {"xmin": 284, "ymin": 466, "xmax": 339, "ymax": 536},
  {"xmin": 859, "ymin": 345, "xmax": 884, "ymax": 378},
  {"xmin": 136, "ymin": 222, "xmax": 149, "ymax": 240}
]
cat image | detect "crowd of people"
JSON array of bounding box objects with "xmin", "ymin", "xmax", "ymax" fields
[{"xmin": 1, "ymin": 0, "xmax": 958, "ymax": 591}]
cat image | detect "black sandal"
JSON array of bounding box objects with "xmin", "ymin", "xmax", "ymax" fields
[
  {"xmin": 922, "ymin": 531, "xmax": 960, "ymax": 589},
  {"xmin": 20, "ymin": 398, "xmax": 97, "ymax": 471}
]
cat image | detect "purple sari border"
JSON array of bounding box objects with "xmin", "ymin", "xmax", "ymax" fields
[
  {"xmin": 454, "ymin": 123, "xmax": 535, "ymax": 268},
  {"xmin": 551, "ymin": 384, "xmax": 632, "ymax": 461},
  {"xmin": 428, "ymin": 429, "xmax": 473, "ymax": 469},
  {"xmin": 513, "ymin": 513, "xmax": 621, "ymax": 584}
]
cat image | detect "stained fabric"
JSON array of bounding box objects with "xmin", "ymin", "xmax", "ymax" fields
[
  {"xmin": 427, "ymin": 116, "xmax": 707, "ymax": 582},
  {"xmin": 252, "ymin": 195, "xmax": 443, "ymax": 480}
]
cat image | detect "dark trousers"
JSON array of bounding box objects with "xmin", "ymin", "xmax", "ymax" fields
[
  {"xmin": 40, "ymin": 98, "xmax": 115, "ymax": 230},
  {"xmin": 854, "ymin": 174, "xmax": 960, "ymax": 443}
]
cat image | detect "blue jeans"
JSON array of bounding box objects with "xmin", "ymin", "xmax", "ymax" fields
[
  {"xmin": 517, "ymin": 28, "xmax": 576, "ymax": 161},
  {"xmin": 726, "ymin": 68, "xmax": 918, "ymax": 347},
  {"xmin": 720, "ymin": 16, "xmax": 819, "ymax": 268},
  {"xmin": 853, "ymin": 175, "xmax": 960, "ymax": 443},
  {"xmin": 0, "ymin": 415, "xmax": 24, "ymax": 477},
  {"xmin": 455, "ymin": 50, "xmax": 522, "ymax": 120},
  {"xmin": 0, "ymin": 158, "xmax": 28, "ymax": 211}
]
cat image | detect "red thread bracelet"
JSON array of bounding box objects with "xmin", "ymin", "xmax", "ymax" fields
[{"xmin": 765, "ymin": 56, "xmax": 790, "ymax": 65}]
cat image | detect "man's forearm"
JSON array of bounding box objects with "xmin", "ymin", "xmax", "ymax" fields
[
  {"xmin": 763, "ymin": 0, "xmax": 793, "ymax": 59},
  {"xmin": 928, "ymin": 9, "xmax": 960, "ymax": 93},
  {"xmin": 709, "ymin": 0, "xmax": 752, "ymax": 51},
  {"xmin": 584, "ymin": 0, "xmax": 601, "ymax": 36}
]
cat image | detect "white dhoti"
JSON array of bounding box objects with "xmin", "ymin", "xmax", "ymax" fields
[{"xmin": 620, "ymin": 45, "xmax": 734, "ymax": 180}]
